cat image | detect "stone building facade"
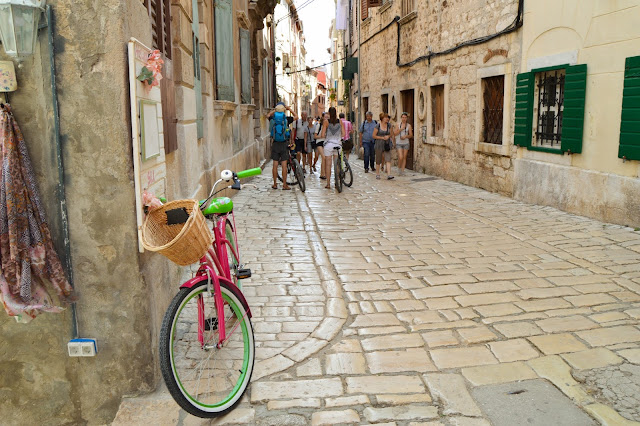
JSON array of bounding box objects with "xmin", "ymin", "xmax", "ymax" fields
[
  {"xmin": 274, "ymin": 0, "xmax": 307, "ymax": 113},
  {"xmin": 0, "ymin": 0, "xmax": 276, "ymax": 424},
  {"xmin": 351, "ymin": 0, "xmax": 640, "ymax": 227},
  {"xmin": 352, "ymin": 0, "xmax": 523, "ymax": 193}
]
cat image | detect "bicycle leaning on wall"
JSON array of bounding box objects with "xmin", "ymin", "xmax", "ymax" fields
[{"xmin": 141, "ymin": 168, "xmax": 261, "ymax": 418}]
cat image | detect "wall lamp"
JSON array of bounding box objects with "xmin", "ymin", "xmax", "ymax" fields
[{"xmin": 0, "ymin": 0, "xmax": 45, "ymax": 59}]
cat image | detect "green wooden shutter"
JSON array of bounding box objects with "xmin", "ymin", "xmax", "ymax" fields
[
  {"xmin": 618, "ymin": 56, "xmax": 640, "ymax": 160},
  {"xmin": 514, "ymin": 72, "xmax": 534, "ymax": 148},
  {"xmin": 192, "ymin": 0, "xmax": 203, "ymax": 138},
  {"xmin": 561, "ymin": 64, "xmax": 587, "ymax": 154},
  {"xmin": 240, "ymin": 28, "xmax": 251, "ymax": 104},
  {"xmin": 215, "ymin": 0, "xmax": 234, "ymax": 102}
]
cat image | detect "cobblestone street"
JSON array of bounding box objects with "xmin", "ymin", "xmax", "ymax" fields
[{"xmin": 114, "ymin": 162, "xmax": 640, "ymax": 425}]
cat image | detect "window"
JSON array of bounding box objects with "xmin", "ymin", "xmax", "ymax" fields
[
  {"xmin": 431, "ymin": 85, "xmax": 445, "ymax": 137},
  {"xmin": 515, "ymin": 64, "xmax": 586, "ymax": 153},
  {"xmin": 363, "ymin": 96, "xmax": 369, "ymax": 117},
  {"xmin": 482, "ymin": 75, "xmax": 505, "ymax": 144},
  {"xmin": 240, "ymin": 28, "xmax": 251, "ymax": 104},
  {"xmin": 533, "ymin": 69, "xmax": 565, "ymax": 148},
  {"xmin": 401, "ymin": 0, "xmax": 416, "ymax": 16},
  {"xmin": 618, "ymin": 55, "xmax": 640, "ymax": 161},
  {"xmin": 263, "ymin": 58, "xmax": 273, "ymax": 109},
  {"xmin": 381, "ymin": 94, "xmax": 389, "ymax": 114},
  {"xmin": 215, "ymin": 0, "xmax": 235, "ymax": 101},
  {"xmin": 142, "ymin": 0, "xmax": 171, "ymax": 59}
]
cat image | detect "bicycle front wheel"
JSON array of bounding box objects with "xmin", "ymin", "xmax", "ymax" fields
[
  {"xmin": 294, "ymin": 160, "xmax": 306, "ymax": 192},
  {"xmin": 343, "ymin": 160, "xmax": 353, "ymax": 187},
  {"xmin": 334, "ymin": 156, "xmax": 343, "ymax": 193},
  {"xmin": 159, "ymin": 281, "xmax": 255, "ymax": 418}
]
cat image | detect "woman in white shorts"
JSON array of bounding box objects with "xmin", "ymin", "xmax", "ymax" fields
[
  {"xmin": 396, "ymin": 112, "xmax": 413, "ymax": 176},
  {"xmin": 320, "ymin": 107, "xmax": 346, "ymax": 189}
]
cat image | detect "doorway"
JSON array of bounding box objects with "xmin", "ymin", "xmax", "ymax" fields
[{"xmin": 401, "ymin": 89, "xmax": 415, "ymax": 170}]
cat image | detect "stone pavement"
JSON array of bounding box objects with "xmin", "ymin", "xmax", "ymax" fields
[{"xmin": 114, "ymin": 162, "xmax": 640, "ymax": 425}]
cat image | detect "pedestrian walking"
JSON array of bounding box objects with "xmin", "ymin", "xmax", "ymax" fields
[
  {"xmin": 292, "ymin": 112, "xmax": 309, "ymax": 173},
  {"xmin": 315, "ymin": 112, "xmax": 327, "ymax": 179},
  {"xmin": 359, "ymin": 111, "xmax": 377, "ymax": 173},
  {"xmin": 304, "ymin": 115, "xmax": 315, "ymax": 173},
  {"xmin": 339, "ymin": 112, "xmax": 354, "ymax": 160},
  {"xmin": 395, "ymin": 112, "xmax": 413, "ymax": 176},
  {"xmin": 320, "ymin": 107, "xmax": 345, "ymax": 189},
  {"xmin": 268, "ymin": 102, "xmax": 297, "ymax": 189},
  {"xmin": 372, "ymin": 112, "xmax": 394, "ymax": 180}
]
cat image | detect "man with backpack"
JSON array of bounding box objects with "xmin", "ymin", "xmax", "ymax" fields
[
  {"xmin": 292, "ymin": 112, "xmax": 309, "ymax": 173},
  {"xmin": 268, "ymin": 102, "xmax": 297, "ymax": 189}
]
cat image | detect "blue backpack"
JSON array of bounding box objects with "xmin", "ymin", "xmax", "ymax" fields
[{"xmin": 271, "ymin": 111, "xmax": 289, "ymax": 142}]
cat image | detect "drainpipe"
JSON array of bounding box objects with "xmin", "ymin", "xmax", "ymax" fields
[{"xmin": 45, "ymin": 5, "xmax": 79, "ymax": 339}]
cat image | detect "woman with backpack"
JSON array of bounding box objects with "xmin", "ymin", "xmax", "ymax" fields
[
  {"xmin": 372, "ymin": 112, "xmax": 395, "ymax": 180},
  {"xmin": 320, "ymin": 107, "xmax": 345, "ymax": 189}
]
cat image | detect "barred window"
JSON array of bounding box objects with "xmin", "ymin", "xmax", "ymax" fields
[
  {"xmin": 482, "ymin": 75, "xmax": 505, "ymax": 144},
  {"xmin": 534, "ymin": 69, "xmax": 565, "ymax": 148}
]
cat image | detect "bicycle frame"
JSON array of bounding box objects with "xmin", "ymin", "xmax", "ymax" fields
[{"xmin": 179, "ymin": 209, "xmax": 251, "ymax": 348}]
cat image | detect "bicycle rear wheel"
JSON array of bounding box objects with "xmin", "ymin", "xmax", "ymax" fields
[
  {"xmin": 343, "ymin": 160, "xmax": 353, "ymax": 187},
  {"xmin": 159, "ymin": 281, "xmax": 255, "ymax": 418},
  {"xmin": 277, "ymin": 162, "xmax": 298, "ymax": 185},
  {"xmin": 224, "ymin": 219, "xmax": 240, "ymax": 288},
  {"xmin": 334, "ymin": 156, "xmax": 343, "ymax": 193}
]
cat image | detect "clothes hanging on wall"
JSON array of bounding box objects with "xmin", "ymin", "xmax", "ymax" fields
[{"xmin": 0, "ymin": 103, "xmax": 76, "ymax": 322}]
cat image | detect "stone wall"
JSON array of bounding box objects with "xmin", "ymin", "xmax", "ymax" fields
[
  {"xmin": 356, "ymin": 0, "xmax": 522, "ymax": 195},
  {"xmin": 0, "ymin": 0, "xmax": 274, "ymax": 424}
]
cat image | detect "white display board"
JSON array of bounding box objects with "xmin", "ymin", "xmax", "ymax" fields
[{"xmin": 128, "ymin": 38, "xmax": 167, "ymax": 252}]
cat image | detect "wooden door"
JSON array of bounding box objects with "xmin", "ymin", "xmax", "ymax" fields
[{"xmin": 401, "ymin": 89, "xmax": 415, "ymax": 170}]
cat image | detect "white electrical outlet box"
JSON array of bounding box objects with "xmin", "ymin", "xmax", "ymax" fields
[{"xmin": 68, "ymin": 338, "xmax": 98, "ymax": 357}]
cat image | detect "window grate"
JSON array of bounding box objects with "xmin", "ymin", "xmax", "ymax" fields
[
  {"xmin": 535, "ymin": 70, "xmax": 565, "ymax": 148},
  {"xmin": 402, "ymin": 0, "xmax": 416, "ymax": 16},
  {"xmin": 482, "ymin": 75, "xmax": 504, "ymax": 144}
]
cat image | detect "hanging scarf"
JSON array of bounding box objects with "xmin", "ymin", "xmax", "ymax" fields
[{"xmin": 0, "ymin": 104, "xmax": 76, "ymax": 321}]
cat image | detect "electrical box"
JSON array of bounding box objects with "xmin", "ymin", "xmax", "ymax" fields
[{"xmin": 68, "ymin": 338, "xmax": 98, "ymax": 357}]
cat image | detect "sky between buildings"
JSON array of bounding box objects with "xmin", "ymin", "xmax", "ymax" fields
[{"xmin": 296, "ymin": 0, "xmax": 334, "ymax": 70}]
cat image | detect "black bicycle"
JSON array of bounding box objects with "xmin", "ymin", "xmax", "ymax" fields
[
  {"xmin": 333, "ymin": 146, "xmax": 353, "ymax": 193},
  {"xmin": 277, "ymin": 147, "xmax": 306, "ymax": 192}
]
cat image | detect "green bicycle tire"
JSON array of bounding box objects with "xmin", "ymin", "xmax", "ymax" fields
[{"xmin": 159, "ymin": 281, "xmax": 255, "ymax": 418}]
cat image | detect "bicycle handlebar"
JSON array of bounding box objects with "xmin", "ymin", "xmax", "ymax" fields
[{"xmin": 237, "ymin": 168, "xmax": 262, "ymax": 179}]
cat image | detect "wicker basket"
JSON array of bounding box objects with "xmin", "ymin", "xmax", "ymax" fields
[{"xmin": 141, "ymin": 199, "xmax": 213, "ymax": 266}]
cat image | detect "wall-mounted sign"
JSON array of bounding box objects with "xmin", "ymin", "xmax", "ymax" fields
[{"xmin": 128, "ymin": 38, "xmax": 167, "ymax": 252}]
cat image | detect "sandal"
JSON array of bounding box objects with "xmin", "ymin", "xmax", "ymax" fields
[
  {"xmin": 387, "ymin": 176, "xmax": 395, "ymax": 180},
  {"xmin": 325, "ymin": 185, "xmax": 331, "ymax": 189},
  {"xmin": 376, "ymin": 175, "xmax": 381, "ymax": 179},
  {"xmin": 282, "ymin": 186, "xmax": 291, "ymax": 190},
  {"xmin": 320, "ymin": 176, "xmax": 327, "ymax": 180},
  {"xmin": 271, "ymin": 184, "xmax": 278, "ymax": 189}
]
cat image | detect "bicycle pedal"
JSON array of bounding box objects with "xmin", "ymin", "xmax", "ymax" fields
[{"xmin": 237, "ymin": 268, "xmax": 252, "ymax": 279}]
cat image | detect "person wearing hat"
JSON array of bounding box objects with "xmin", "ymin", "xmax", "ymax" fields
[{"xmin": 268, "ymin": 103, "xmax": 297, "ymax": 189}]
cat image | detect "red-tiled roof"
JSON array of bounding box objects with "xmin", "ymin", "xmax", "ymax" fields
[{"xmin": 316, "ymin": 71, "xmax": 327, "ymax": 86}]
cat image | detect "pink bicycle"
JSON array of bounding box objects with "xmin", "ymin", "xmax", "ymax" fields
[{"xmin": 157, "ymin": 168, "xmax": 260, "ymax": 418}]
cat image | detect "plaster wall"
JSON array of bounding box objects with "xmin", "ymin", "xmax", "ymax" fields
[
  {"xmin": 515, "ymin": 0, "xmax": 640, "ymax": 227},
  {"xmin": 356, "ymin": 0, "xmax": 522, "ymax": 195},
  {"xmin": 0, "ymin": 0, "xmax": 273, "ymax": 424}
]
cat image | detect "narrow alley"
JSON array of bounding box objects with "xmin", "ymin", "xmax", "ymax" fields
[{"xmin": 114, "ymin": 163, "xmax": 640, "ymax": 425}]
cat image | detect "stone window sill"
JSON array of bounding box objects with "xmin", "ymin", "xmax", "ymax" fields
[
  {"xmin": 475, "ymin": 141, "xmax": 510, "ymax": 156},
  {"xmin": 399, "ymin": 11, "xmax": 417, "ymax": 25},
  {"xmin": 362, "ymin": 17, "xmax": 371, "ymax": 27},
  {"xmin": 240, "ymin": 104, "xmax": 256, "ymax": 114},
  {"xmin": 379, "ymin": 2, "xmax": 393, "ymax": 14},
  {"xmin": 425, "ymin": 136, "xmax": 446, "ymax": 146},
  {"xmin": 213, "ymin": 100, "xmax": 237, "ymax": 118}
]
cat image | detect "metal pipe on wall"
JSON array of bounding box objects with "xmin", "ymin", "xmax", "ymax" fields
[{"xmin": 45, "ymin": 4, "xmax": 79, "ymax": 339}]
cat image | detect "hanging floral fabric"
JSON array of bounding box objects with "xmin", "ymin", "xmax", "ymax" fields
[{"xmin": 0, "ymin": 104, "xmax": 76, "ymax": 321}]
